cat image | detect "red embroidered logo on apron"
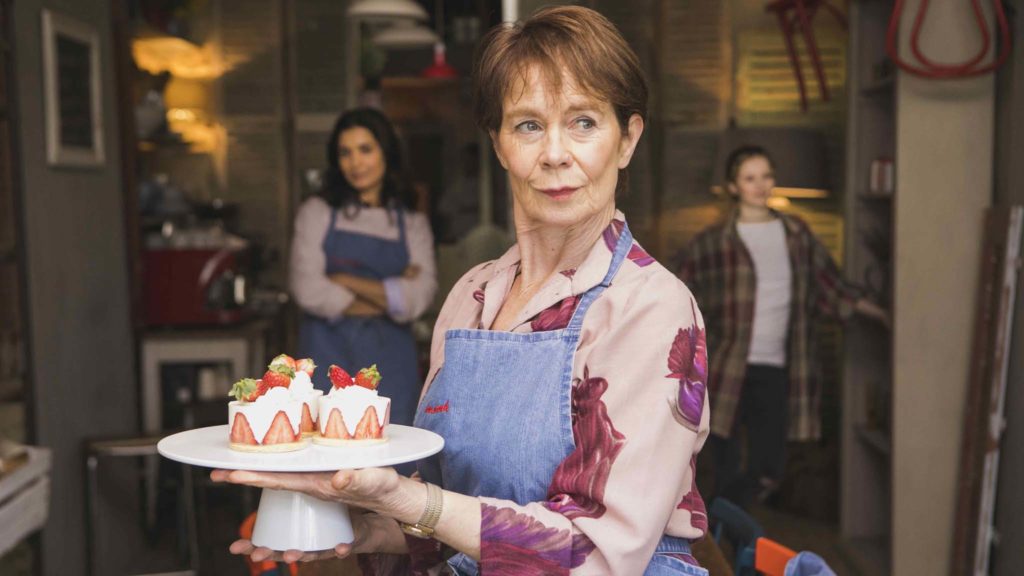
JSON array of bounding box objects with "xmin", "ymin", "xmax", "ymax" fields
[{"xmin": 424, "ymin": 400, "xmax": 449, "ymax": 414}]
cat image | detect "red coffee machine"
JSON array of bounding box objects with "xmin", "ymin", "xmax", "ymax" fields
[{"xmin": 142, "ymin": 233, "xmax": 252, "ymax": 326}]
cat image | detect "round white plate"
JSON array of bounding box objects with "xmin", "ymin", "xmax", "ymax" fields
[{"xmin": 158, "ymin": 424, "xmax": 444, "ymax": 472}]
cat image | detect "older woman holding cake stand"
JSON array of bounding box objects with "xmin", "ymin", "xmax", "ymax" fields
[{"xmin": 213, "ymin": 6, "xmax": 711, "ymax": 575}]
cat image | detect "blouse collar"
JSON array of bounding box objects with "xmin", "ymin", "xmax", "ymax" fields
[{"xmin": 477, "ymin": 210, "xmax": 627, "ymax": 330}]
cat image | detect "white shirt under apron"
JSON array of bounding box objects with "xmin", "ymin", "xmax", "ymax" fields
[{"xmin": 737, "ymin": 218, "xmax": 792, "ymax": 367}]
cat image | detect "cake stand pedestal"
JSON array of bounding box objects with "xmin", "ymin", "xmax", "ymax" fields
[{"xmin": 157, "ymin": 424, "xmax": 444, "ymax": 551}]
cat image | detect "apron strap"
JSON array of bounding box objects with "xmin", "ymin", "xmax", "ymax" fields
[
  {"xmin": 565, "ymin": 221, "xmax": 634, "ymax": 336},
  {"xmin": 328, "ymin": 206, "xmax": 339, "ymax": 232},
  {"xmin": 395, "ymin": 207, "xmax": 407, "ymax": 244}
]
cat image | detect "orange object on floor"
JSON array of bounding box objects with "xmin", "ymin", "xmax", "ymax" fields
[
  {"xmin": 754, "ymin": 537, "xmax": 798, "ymax": 576},
  {"xmin": 240, "ymin": 512, "xmax": 299, "ymax": 576}
]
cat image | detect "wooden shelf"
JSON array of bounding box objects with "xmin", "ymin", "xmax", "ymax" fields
[
  {"xmin": 381, "ymin": 76, "xmax": 460, "ymax": 89},
  {"xmin": 855, "ymin": 424, "xmax": 892, "ymax": 457},
  {"xmin": 0, "ymin": 447, "xmax": 51, "ymax": 556},
  {"xmin": 843, "ymin": 0, "xmax": 896, "ymax": 553}
]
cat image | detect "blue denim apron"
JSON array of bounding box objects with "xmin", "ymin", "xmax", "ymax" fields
[
  {"xmin": 415, "ymin": 223, "xmax": 707, "ymax": 576},
  {"xmin": 298, "ymin": 207, "xmax": 420, "ymax": 430}
]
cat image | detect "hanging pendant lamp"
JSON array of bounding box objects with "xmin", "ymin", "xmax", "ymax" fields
[
  {"xmin": 347, "ymin": 0, "xmax": 428, "ymax": 22},
  {"xmin": 373, "ymin": 20, "xmax": 440, "ymax": 49},
  {"xmin": 421, "ymin": 42, "xmax": 457, "ymax": 79}
]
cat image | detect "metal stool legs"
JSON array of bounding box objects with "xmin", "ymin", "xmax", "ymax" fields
[{"xmin": 85, "ymin": 438, "xmax": 199, "ymax": 576}]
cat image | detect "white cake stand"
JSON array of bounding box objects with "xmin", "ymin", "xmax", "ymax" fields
[{"xmin": 157, "ymin": 424, "xmax": 444, "ymax": 552}]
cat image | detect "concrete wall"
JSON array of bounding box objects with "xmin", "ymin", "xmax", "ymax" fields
[
  {"xmin": 12, "ymin": 1, "xmax": 137, "ymax": 574},
  {"xmin": 892, "ymin": 1, "xmax": 994, "ymax": 574},
  {"xmin": 992, "ymin": 0, "xmax": 1024, "ymax": 572}
]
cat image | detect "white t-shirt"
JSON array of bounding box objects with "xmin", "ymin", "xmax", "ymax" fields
[{"xmin": 737, "ymin": 219, "xmax": 792, "ymax": 367}]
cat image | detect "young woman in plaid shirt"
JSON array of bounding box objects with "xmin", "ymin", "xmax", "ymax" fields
[{"xmin": 678, "ymin": 145, "xmax": 889, "ymax": 509}]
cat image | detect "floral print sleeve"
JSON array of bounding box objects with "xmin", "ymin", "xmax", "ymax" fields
[{"xmin": 475, "ymin": 263, "xmax": 711, "ymax": 574}]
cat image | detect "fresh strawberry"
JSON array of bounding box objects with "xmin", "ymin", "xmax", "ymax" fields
[
  {"xmin": 262, "ymin": 411, "xmax": 299, "ymax": 444},
  {"xmin": 269, "ymin": 354, "xmax": 297, "ymax": 370},
  {"xmin": 263, "ymin": 364, "xmax": 295, "ymax": 389},
  {"xmin": 230, "ymin": 378, "xmax": 263, "ymax": 402},
  {"xmin": 322, "ymin": 408, "xmax": 352, "ymax": 439},
  {"xmin": 355, "ymin": 365, "xmax": 382, "ymax": 390},
  {"xmin": 300, "ymin": 403, "xmax": 316, "ymax": 434},
  {"xmin": 328, "ymin": 365, "xmax": 353, "ymax": 389},
  {"xmin": 230, "ymin": 413, "xmax": 258, "ymax": 444},
  {"xmin": 353, "ymin": 406, "xmax": 382, "ymax": 439},
  {"xmin": 296, "ymin": 358, "xmax": 316, "ymax": 377}
]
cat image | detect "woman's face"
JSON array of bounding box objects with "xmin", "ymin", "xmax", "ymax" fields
[
  {"xmin": 491, "ymin": 66, "xmax": 643, "ymax": 231},
  {"xmin": 729, "ymin": 155, "xmax": 775, "ymax": 209},
  {"xmin": 337, "ymin": 127, "xmax": 386, "ymax": 199}
]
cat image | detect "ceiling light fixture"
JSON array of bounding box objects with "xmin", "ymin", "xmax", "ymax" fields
[
  {"xmin": 373, "ymin": 20, "xmax": 440, "ymax": 49},
  {"xmin": 346, "ymin": 0, "xmax": 428, "ymax": 22}
]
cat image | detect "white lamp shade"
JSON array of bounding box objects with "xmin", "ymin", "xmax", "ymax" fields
[
  {"xmin": 347, "ymin": 0, "xmax": 428, "ymax": 22},
  {"xmin": 373, "ymin": 21, "xmax": 440, "ymax": 48}
]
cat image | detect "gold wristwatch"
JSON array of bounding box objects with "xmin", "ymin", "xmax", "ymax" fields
[{"xmin": 400, "ymin": 482, "xmax": 443, "ymax": 538}]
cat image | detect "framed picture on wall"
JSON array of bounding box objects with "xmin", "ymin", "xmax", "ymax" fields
[{"xmin": 41, "ymin": 9, "xmax": 104, "ymax": 167}]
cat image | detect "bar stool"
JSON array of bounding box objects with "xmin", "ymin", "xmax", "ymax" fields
[{"xmin": 84, "ymin": 436, "xmax": 198, "ymax": 576}]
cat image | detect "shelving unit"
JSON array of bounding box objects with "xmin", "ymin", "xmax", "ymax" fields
[{"xmin": 841, "ymin": 1, "xmax": 895, "ymax": 574}]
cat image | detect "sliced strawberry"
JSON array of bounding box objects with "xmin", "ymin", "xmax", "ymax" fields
[
  {"xmin": 323, "ymin": 408, "xmax": 352, "ymax": 439},
  {"xmin": 382, "ymin": 402, "xmax": 391, "ymax": 427},
  {"xmin": 263, "ymin": 366, "xmax": 293, "ymax": 389},
  {"xmin": 353, "ymin": 406, "xmax": 382, "ymax": 439},
  {"xmin": 230, "ymin": 413, "xmax": 258, "ymax": 445},
  {"xmin": 296, "ymin": 358, "xmax": 316, "ymax": 377},
  {"xmin": 262, "ymin": 410, "xmax": 299, "ymax": 445},
  {"xmin": 328, "ymin": 365, "xmax": 353, "ymax": 389},
  {"xmin": 354, "ymin": 365, "xmax": 382, "ymax": 390},
  {"xmin": 269, "ymin": 354, "xmax": 297, "ymax": 370},
  {"xmin": 300, "ymin": 403, "xmax": 316, "ymax": 434}
]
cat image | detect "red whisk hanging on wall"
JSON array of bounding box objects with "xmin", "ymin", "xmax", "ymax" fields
[{"xmin": 886, "ymin": 0, "xmax": 1011, "ymax": 79}]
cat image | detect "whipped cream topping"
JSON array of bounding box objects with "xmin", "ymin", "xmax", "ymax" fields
[
  {"xmin": 289, "ymin": 371, "xmax": 315, "ymax": 398},
  {"xmin": 230, "ymin": 386, "xmax": 304, "ymax": 442}
]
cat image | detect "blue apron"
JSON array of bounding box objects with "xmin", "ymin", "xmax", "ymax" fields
[
  {"xmin": 298, "ymin": 207, "xmax": 420, "ymax": 430},
  {"xmin": 415, "ymin": 223, "xmax": 707, "ymax": 576}
]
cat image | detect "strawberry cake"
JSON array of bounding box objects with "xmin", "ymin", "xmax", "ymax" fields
[
  {"xmin": 314, "ymin": 364, "xmax": 391, "ymax": 446},
  {"xmin": 227, "ymin": 360, "xmax": 311, "ymax": 452},
  {"xmin": 268, "ymin": 354, "xmax": 323, "ymax": 437}
]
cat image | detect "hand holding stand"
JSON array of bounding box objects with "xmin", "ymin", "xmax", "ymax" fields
[{"xmin": 158, "ymin": 424, "xmax": 444, "ymax": 551}]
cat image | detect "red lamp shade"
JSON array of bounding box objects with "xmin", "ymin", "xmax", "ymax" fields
[{"xmin": 422, "ymin": 42, "xmax": 457, "ymax": 79}]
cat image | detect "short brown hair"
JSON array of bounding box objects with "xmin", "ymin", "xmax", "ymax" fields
[
  {"xmin": 472, "ymin": 6, "xmax": 648, "ymax": 135},
  {"xmin": 725, "ymin": 145, "xmax": 775, "ymax": 183}
]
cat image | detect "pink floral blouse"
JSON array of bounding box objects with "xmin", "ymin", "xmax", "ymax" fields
[{"xmin": 371, "ymin": 213, "xmax": 711, "ymax": 575}]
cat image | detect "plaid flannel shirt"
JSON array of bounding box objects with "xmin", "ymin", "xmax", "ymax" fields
[{"xmin": 677, "ymin": 209, "xmax": 860, "ymax": 441}]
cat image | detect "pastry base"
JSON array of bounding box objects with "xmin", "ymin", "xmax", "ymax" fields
[
  {"xmin": 312, "ymin": 435, "xmax": 389, "ymax": 447},
  {"xmin": 229, "ymin": 439, "xmax": 310, "ymax": 453}
]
